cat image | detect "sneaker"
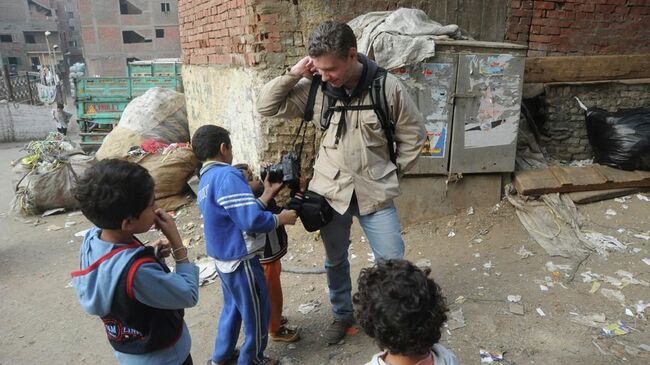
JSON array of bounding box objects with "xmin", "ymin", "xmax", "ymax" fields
[
  {"xmin": 324, "ymin": 318, "xmax": 355, "ymax": 345},
  {"xmin": 270, "ymin": 326, "xmax": 300, "ymax": 342}
]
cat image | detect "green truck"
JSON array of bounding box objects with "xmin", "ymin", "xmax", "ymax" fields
[{"xmin": 75, "ymin": 60, "xmax": 182, "ymax": 151}]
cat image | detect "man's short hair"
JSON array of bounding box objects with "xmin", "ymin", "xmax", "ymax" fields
[
  {"xmin": 191, "ymin": 125, "xmax": 231, "ymax": 161},
  {"xmin": 353, "ymin": 259, "xmax": 449, "ymax": 357},
  {"xmin": 308, "ymin": 21, "xmax": 357, "ymax": 59},
  {"xmin": 73, "ymin": 159, "xmax": 155, "ymax": 229}
]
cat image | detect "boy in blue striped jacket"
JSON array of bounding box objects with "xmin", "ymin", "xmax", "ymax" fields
[{"xmin": 192, "ymin": 125, "xmax": 297, "ymax": 365}]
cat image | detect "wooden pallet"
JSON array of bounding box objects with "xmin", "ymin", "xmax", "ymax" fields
[{"xmin": 514, "ymin": 164, "xmax": 650, "ymax": 196}]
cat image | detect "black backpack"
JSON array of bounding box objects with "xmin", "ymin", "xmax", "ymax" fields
[{"xmin": 304, "ymin": 69, "xmax": 397, "ymax": 164}]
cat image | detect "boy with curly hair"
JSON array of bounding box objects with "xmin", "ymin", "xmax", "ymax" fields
[{"xmin": 353, "ymin": 259, "xmax": 459, "ymax": 365}]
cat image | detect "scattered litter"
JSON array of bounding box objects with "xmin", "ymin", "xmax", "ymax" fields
[
  {"xmin": 640, "ymin": 344, "xmax": 650, "ymax": 352},
  {"xmin": 536, "ymin": 307, "xmax": 546, "ymax": 316},
  {"xmin": 448, "ymin": 230, "xmax": 456, "ymax": 238},
  {"xmin": 589, "ymin": 281, "xmax": 601, "ymax": 294},
  {"xmin": 454, "ymin": 296, "xmax": 466, "ymax": 304},
  {"xmin": 636, "ymin": 301, "xmax": 650, "ymax": 316},
  {"xmin": 467, "ymin": 207, "xmax": 474, "ymax": 215},
  {"xmin": 615, "ymin": 270, "xmax": 649, "ymax": 286},
  {"xmin": 634, "ymin": 233, "xmax": 650, "ymax": 241},
  {"xmin": 351, "ymin": 254, "xmax": 357, "ymax": 260},
  {"xmin": 569, "ymin": 312, "xmax": 606, "ymax": 328},
  {"xmin": 46, "ymin": 224, "xmax": 63, "ymax": 231},
  {"xmin": 65, "ymin": 280, "xmax": 73, "ymax": 288},
  {"xmin": 545, "ymin": 261, "xmax": 572, "ymax": 272},
  {"xmin": 298, "ymin": 300, "xmax": 321, "ymax": 314},
  {"xmin": 473, "ymin": 253, "xmax": 480, "ymax": 258},
  {"xmin": 601, "ymin": 322, "xmax": 631, "ymax": 337},
  {"xmin": 74, "ymin": 228, "xmax": 90, "ymax": 237},
  {"xmin": 509, "ymin": 303, "xmax": 525, "ymax": 315},
  {"xmin": 625, "ymin": 308, "xmax": 634, "ymax": 317},
  {"xmin": 64, "ymin": 221, "xmax": 77, "ymax": 228},
  {"xmin": 540, "ymin": 285, "xmax": 549, "ymax": 292},
  {"xmin": 479, "ymin": 228, "xmax": 490, "ymax": 236},
  {"xmin": 605, "ymin": 209, "xmax": 617, "ymax": 216},
  {"xmin": 360, "ymin": 236, "xmax": 367, "ymax": 243},
  {"xmin": 617, "ymin": 228, "xmax": 626, "ymax": 233},
  {"xmin": 195, "ymin": 257, "xmax": 218, "ymax": 286},
  {"xmin": 472, "ymin": 238, "xmax": 483, "ymax": 244},
  {"xmin": 42, "ymin": 208, "xmax": 65, "ymax": 217},
  {"xmin": 479, "ymin": 349, "xmax": 503, "ymax": 363},
  {"xmin": 517, "ymin": 246, "xmax": 534, "ymax": 259},
  {"xmin": 600, "ymin": 288, "xmax": 626, "ymax": 305},
  {"xmin": 643, "ymin": 258, "xmax": 650, "ymax": 266},
  {"xmin": 67, "ymin": 211, "xmax": 83, "ymax": 217},
  {"xmin": 630, "ymin": 247, "xmax": 642, "ymax": 254},
  {"xmin": 583, "ymin": 270, "xmax": 649, "ymax": 288},
  {"xmin": 614, "ymin": 197, "xmax": 629, "ymax": 203},
  {"xmin": 637, "ymin": 193, "xmax": 650, "ymax": 202},
  {"xmin": 446, "ymin": 308, "xmax": 466, "ymax": 330},
  {"xmin": 582, "ymin": 232, "xmax": 627, "ymax": 255},
  {"xmin": 490, "ymin": 203, "xmax": 501, "ymax": 213},
  {"xmin": 507, "ymin": 295, "xmax": 521, "ymax": 303},
  {"xmin": 367, "ymin": 252, "xmax": 375, "ymax": 262},
  {"xmin": 622, "ymin": 204, "xmax": 629, "ymax": 210},
  {"xmin": 483, "ymin": 261, "xmax": 493, "ymax": 270},
  {"xmin": 415, "ymin": 258, "xmax": 431, "ymax": 269}
]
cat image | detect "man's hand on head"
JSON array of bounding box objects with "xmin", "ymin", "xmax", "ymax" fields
[{"xmin": 290, "ymin": 56, "xmax": 317, "ymax": 78}]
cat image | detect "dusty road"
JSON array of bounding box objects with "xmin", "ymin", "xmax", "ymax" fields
[{"xmin": 1, "ymin": 141, "xmax": 649, "ymax": 364}]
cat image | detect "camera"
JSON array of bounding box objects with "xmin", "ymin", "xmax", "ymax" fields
[{"xmin": 260, "ymin": 151, "xmax": 300, "ymax": 188}]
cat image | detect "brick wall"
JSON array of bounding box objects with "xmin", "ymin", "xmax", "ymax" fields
[
  {"xmin": 540, "ymin": 81, "xmax": 650, "ymax": 161},
  {"xmin": 507, "ymin": 0, "xmax": 650, "ymax": 56}
]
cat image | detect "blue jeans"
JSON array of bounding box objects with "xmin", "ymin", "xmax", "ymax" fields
[{"xmin": 320, "ymin": 199, "xmax": 404, "ymax": 319}]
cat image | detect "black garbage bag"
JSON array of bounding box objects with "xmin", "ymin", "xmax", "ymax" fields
[{"xmin": 585, "ymin": 107, "xmax": 650, "ymax": 171}]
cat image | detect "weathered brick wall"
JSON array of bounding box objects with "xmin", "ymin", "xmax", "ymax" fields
[
  {"xmin": 541, "ymin": 82, "xmax": 650, "ymax": 161},
  {"xmin": 507, "ymin": 0, "xmax": 650, "ymax": 56}
]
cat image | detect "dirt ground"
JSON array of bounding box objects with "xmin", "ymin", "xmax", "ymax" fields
[{"xmin": 1, "ymin": 140, "xmax": 649, "ymax": 365}]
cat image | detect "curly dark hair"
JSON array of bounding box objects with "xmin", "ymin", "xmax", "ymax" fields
[
  {"xmin": 73, "ymin": 159, "xmax": 155, "ymax": 229},
  {"xmin": 308, "ymin": 21, "xmax": 357, "ymax": 59},
  {"xmin": 353, "ymin": 259, "xmax": 449, "ymax": 356},
  {"xmin": 191, "ymin": 125, "xmax": 231, "ymax": 161}
]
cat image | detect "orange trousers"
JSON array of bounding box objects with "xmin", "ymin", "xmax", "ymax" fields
[{"xmin": 262, "ymin": 260, "xmax": 283, "ymax": 334}]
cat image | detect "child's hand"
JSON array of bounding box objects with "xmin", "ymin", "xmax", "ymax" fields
[
  {"xmin": 277, "ymin": 209, "xmax": 298, "ymax": 226},
  {"xmin": 150, "ymin": 238, "xmax": 171, "ymax": 258},
  {"xmin": 153, "ymin": 209, "xmax": 183, "ymax": 248}
]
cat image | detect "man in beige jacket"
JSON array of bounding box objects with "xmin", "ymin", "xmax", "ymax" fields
[{"xmin": 257, "ymin": 21, "xmax": 425, "ymax": 345}]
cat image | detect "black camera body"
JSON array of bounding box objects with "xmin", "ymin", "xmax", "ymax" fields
[{"xmin": 260, "ymin": 151, "xmax": 300, "ymax": 188}]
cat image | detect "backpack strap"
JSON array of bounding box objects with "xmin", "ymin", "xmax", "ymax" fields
[{"xmin": 369, "ymin": 69, "xmax": 397, "ymax": 165}]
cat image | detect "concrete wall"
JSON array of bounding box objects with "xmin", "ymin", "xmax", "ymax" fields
[
  {"xmin": 506, "ymin": 0, "xmax": 650, "ymax": 56},
  {"xmin": 0, "ymin": 102, "xmax": 58, "ymax": 142},
  {"xmin": 539, "ymin": 80, "xmax": 650, "ymax": 161}
]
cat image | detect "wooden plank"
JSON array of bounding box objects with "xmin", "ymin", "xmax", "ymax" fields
[
  {"xmin": 524, "ymin": 55, "xmax": 650, "ymax": 83},
  {"xmin": 569, "ymin": 188, "xmax": 648, "ymax": 204},
  {"xmin": 514, "ymin": 164, "xmax": 650, "ymax": 195}
]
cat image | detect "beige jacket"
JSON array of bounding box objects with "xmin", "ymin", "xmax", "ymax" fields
[{"xmin": 257, "ymin": 71, "xmax": 425, "ymax": 215}]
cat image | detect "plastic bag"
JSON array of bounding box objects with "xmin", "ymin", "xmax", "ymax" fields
[{"xmin": 584, "ymin": 105, "xmax": 650, "ymax": 171}]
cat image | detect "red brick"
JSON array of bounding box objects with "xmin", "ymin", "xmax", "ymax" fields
[
  {"xmin": 534, "ymin": 1, "xmax": 555, "ymax": 10},
  {"xmin": 512, "ymin": 8, "xmax": 532, "ymax": 17},
  {"xmin": 541, "ymin": 26, "xmax": 561, "ymax": 35},
  {"xmin": 530, "ymin": 34, "xmax": 554, "ymax": 43}
]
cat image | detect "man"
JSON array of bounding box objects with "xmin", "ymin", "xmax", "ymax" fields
[{"xmin": 257, "ymin": 21, "xmax": 425, "ymax": 345}]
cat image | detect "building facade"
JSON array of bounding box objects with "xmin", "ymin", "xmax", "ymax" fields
[
  {"xmin": 0, "ymin": 0, "xmax": 67, "ymax": 74},
  {"xmin": 78, "ymin": 0, "xmax": 181, "ymax": 76}
]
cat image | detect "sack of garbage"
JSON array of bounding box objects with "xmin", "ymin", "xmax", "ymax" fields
[
  {"xmin": 128, "ymin": 145, "xmax": 198, "ymax": 211},
  {"xmin": 580, "ymin": 98, "xmax": 650, "ymax": 171},
  {"xmin": 118, "ymin": 87, "xmax": 189, "ymax": 144},
  {"xmin": 11, "ymin": 134, "xmax": 95, "ymax": 215},
  {"xmin": 95, "ymin": 127, "xmax": 145, "ymax": 160}
]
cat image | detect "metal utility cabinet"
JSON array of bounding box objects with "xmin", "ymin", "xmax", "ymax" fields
[{"xmin": 392, "ymin": 40, "xmax": 527, "ymax": 174}]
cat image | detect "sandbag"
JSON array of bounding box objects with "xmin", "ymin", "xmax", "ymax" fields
[
  {"xmin": 118, "ymin": 87, "xmax": 189, "ymax": 144},
  {"xmin": 129, "ymin": 148, "xmax": 198, "ymax": 211},
  {"xmin": 585, "ymin": 107, "xmax": 650, "ymax": 171},
  {"xmin": 95, "ymin": 126, "xmax": 144, "ymax": 160}
]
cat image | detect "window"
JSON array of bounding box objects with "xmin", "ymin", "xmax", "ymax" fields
[
  {"xmin": 67, "ymin": 11, "xmax": 73, "ymax": 18},
  {"xmin": 155, "ymin": 29, "xmax": 164, "ymax": 38},
  {"xmin": 69, "ymin": 26, "xmax": 75, "ymax": 31},
  {"xmin": 0, "ymin": 34, "xmax": 13, "ymax": 43},
  {"xmin": 30, "ymin": 57, "xmax": 40, "ymax": 71},
  {"xmin": 7, "ymin": 57, "xmax": 19, "ymax": 65},
  {"xmin": 24, "ymin": 33, "xmax": 36, "ymax": 43},
  {"xmin": 119, "ymin": 0, "xmax": 142, "ymax": 15},
  {"xmin": 122, "ymin": 30, "xmax": 150, "ymax": 44},
  {"xmin": 68, "ymin": 40, "xmax": 77, "ymax": 47},
  {"xmin": 161, "ymin": 2, "xmax": 170, "ymax": 13}
]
